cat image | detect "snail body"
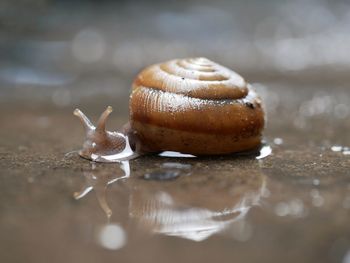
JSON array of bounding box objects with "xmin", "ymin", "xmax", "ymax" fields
[{"xmin": 74, "ymin": 58, "xmax": 265, "ymax": 162}]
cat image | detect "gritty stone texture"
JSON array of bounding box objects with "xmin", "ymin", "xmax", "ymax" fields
[{"xmin": 1, "ymin": 77, "xmax": 350, "ymax": 263}]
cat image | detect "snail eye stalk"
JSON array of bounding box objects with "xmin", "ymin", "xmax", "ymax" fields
[
  {"xmin": 73, "ymin": 106, "xmax": 136, "ymax": 162},
  {"xmin": 73, "ymin": 108, "xmax": 95, "ymax": 132}
]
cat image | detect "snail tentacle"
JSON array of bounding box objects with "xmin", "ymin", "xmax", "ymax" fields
[
  {"xmin": 96, "ymin": 106, "xmax": 113, "ymax": 132},
  {"xmin": 74, "ymin": 107, "xmax": 135, "ymax": 162},
  {"xmin": 73, "ymin": 108, "xmax": 94, "ymax": 132}
]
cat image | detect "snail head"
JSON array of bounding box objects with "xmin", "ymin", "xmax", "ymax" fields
[{"xmin": 73, "ymin": 106, "xmax": 127, "ymax": 161}]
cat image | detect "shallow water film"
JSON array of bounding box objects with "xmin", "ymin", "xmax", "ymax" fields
[{"xmin": 1, "ymin": 0, "xmax": 350, "ymax": 263}]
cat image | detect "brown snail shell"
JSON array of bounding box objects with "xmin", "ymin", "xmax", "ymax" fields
[
  {"xmin": 130, "ymin": 57, "xmax": 264, "ymax": 155},
  {"xmin": 74, "ymin": 57, "xmax": 265, "ymax": 161}
]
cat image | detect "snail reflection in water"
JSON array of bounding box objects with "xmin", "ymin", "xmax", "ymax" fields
[
  {"xmin": 74, "ymin": 57, "xmax": 265, "ymax": 162},
  {"xmin": 73, "ymin": 161, "xmax": 130, "ymax": 218},
  {"xmin": 130, "ymin": 168, "xmax": 266, "ymax": 241},
  {"xmin": 75, "ymin": 160, "xmax": 266, "ymax": 242}
]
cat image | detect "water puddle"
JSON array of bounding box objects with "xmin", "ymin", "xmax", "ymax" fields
[
  {"xmin": 73, "ymin": 158, "xmax": 267, "ymax": 242},
  {"xmin": 71, "ymin": 139, "xmax": 272, "ymax": 245}
]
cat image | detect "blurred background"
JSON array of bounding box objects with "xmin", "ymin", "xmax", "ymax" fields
[{"xmin": 1, "ymin": 0, "xmax": 350, "ymax": 113}]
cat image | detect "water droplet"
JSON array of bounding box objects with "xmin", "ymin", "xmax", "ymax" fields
[
  {"xmin": 158, "ymin": 151, "xmax": 197, "ymax": 158},
  {"xmin": 273, "ymin": 137, "xmax": 283, "ymax": 145},
  {"xmin": 289, "ymin": 199, "xmax": 305, "ymax": 217},
  {"xmin": 313, "ymin": 179, "xmax": 320, "ymax": 186},
  {"xmin": 274, "ymin": 199, "xmax": 306, "ymax": 217},
  {"xmin": 274, "ymin": 202, "xmax": 289, "ymax": 216},
  {"xmin": 256, "ymin": 144, "xmax": 272, "ymax": 160},
  {"xmin": 332, "ymin": 146, "xmax": 343, "ymax": 152},
  {"xmin": 330, "ymin": 145, "xmax": 350, "ymax": 156},
  {"xmin": 97, "ymin": 224, "xmax": 126, "ymax": 250}
]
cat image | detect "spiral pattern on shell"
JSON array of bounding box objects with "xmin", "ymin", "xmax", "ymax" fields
[{"xmin": 130, "ymin": 57, "xmax": 265, "ymax": 155}]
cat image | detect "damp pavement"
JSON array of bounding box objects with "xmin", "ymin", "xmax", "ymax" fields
[
  {"xmin": 1, "ymin": 75, "xmax": 350, "ymax": 263},
  {"xmin": 1, "ymin": 1, "xmax": 350, "ymax": 263}
]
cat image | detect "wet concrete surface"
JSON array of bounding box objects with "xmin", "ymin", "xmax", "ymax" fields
[
  {"xmin": 2, "ymin": 1, "xmax": 350, "ymax": 262},
  {"xmin": 1, "ymin": 77, "xmax": 350, "ymax": 263}
]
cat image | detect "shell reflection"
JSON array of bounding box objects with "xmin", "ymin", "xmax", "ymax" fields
[
  {"xmin": 74, "ymin": 159, "xmax": 266, "ymax": 242},
  {"xmin": 129, "ymin": 168, "xmax": 265, "ymax": 241}
]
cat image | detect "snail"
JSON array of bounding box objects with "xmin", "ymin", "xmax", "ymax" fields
[{"xmin": 74, "ymin": 57, "xmax": 265, "ymax": 162}]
